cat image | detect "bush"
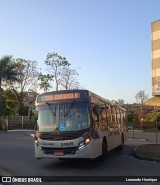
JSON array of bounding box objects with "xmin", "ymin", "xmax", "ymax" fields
[
  {"xmin": 127, "ymin": 111, "xmax": 139, "ymax": 122},
  {"xmin": 145, "ymin": 113, "xmax": 157, "ymax": 122}
]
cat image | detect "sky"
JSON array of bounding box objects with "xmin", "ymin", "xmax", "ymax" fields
[{"xmin": 0, "ymin": 0, "xmax": 160, "ymax": 103}]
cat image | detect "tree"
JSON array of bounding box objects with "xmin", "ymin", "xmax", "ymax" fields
[
  {"xmin": 59, "ymin": 66, "xmax": 80, "ymax": 90},
  {"xmin": 135, "ymin": 90, "xmax": 148, "ymax": 104},
  {"xmin": 38, "ymin": 72, "xmax": 53, "ymax": 92},
  {"xmin": 135, "ymin": 90, "xmax": 148, "ymax": 121},
  {"xmin": 7, "ymin": 58, "xmax": 38, "ymax": 115},
  {"xmin": 145, "ymin": 112, "xmax": 157, "ymax": 122},
  {"xmin": 44, "ymin": 52, "xmax": 70, "ymax": 91},
  {"xmin": 2, "ymin": 90, "xmax": 18, "ymax": 116},
  {"xmin": 0, "ymin": 56, "xmax": 19, "ymax": 115},
  {"xmin": 133, "ymin": 104, "xmax": 148, "ymax": 121},
  {"xmin": 127, "ymin": 110, "xmax": 139, "ymax": 122}
]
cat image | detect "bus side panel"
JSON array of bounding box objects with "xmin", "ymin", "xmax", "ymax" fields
[
  {"xmin": 35, "ymin": 145, "xmax": 44, "ymax": 159},
  {"xmin": 77, "ymin": 140, "xmax": 99, "ymax": 158},
  {"xmin": 107, "ymin": 134, "xmax": 121, "ymax": 151}
]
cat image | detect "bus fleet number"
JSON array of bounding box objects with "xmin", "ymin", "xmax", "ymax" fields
[{"xmin": 61, "ymin": 142, "xmax": 74, "ymax": 147}]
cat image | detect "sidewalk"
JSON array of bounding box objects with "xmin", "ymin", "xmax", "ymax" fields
[
  {"xmin": 127, "ymin": 130, "xmax": 160, "ymax": 162},
  {"xmin": 134, "ymin": 144, "xmax": 160, "ymax": 162}
]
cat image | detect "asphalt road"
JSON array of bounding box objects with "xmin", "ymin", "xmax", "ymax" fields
[{"xmin": 0, "ymin": 130, "xmax": 160, "ymax": 185}]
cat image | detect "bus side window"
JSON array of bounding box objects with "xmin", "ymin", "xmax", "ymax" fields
[
  {"xmin": 100, "ymin": 107, "xmax": 107, "ymax": 124},
  {"xmin": 91, "ymin": 105, "xmax": 99, "ymax": 129},
  {"xmin": 116, "ymin": 108, "xmax": 120, "ymax": 124},
  {"xmin": 106, "ymin": 106, "xmax": 111, "ymax": 123},
  {"xmin": 111, "ymin": 107, "xmax": 115, "ymax": 123},
  {"xmin": 92, "ymin": 111, "xmax": 99, "ymax": 122},
  {"xmin": 92, "ymin": 105, "xmax": 99, "ymax": 121},
  {"xmin": 119, "ymin": 110, "xmax": 122, "ymax": 124},
  {"xmin": 122, "ymin": 111, "xmax": 125, "ymax": 123},
  {"xmin": 100, "ymin": 107, "xmax": 107, "ymax": 131}
]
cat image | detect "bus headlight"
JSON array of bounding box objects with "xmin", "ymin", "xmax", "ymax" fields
[
  {"xmin": 35, "ymin": 140, "xmax": 42, "ymax": 149},
  {"xmin": 78, "ymin": 138, "xmax": 91, "ymax": 150},
  {"xmin": 85, "ymin": 138, "xmax": 90, "ymax": 144}
]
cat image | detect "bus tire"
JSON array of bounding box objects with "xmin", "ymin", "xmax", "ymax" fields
[
  {"xmin": 98, "ymin": 139, "xmax": 108, "ymax": 161},
  {"xmin": 119, "ymin": 134, "xmax": 124, "ymax": 150}
]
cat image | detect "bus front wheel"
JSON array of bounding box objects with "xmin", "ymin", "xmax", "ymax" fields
[
  {"xmin": 98, "ymin": 140, "xmax": 108, "ymax": 161},
  {"xmin": 118, "ymin": 134, "xmax": 124, "ymax": 150}
]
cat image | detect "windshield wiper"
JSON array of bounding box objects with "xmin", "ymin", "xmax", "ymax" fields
[
  {"xmin": 45, "ymin": 103, "xmax": 57, "ymax": 126},
  {"xmin": 45, "ymin": 103, "xmax": 56, "ymax": 116}
]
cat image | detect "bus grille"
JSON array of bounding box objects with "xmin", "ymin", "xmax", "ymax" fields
[{"xmin": 42, "ymin": 147, "xmax": 78, "ymax": 155}]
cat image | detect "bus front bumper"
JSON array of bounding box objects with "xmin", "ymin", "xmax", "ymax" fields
[{"xmin": 35, "ymin": 140, "xmax": 96, "ymax": 159}]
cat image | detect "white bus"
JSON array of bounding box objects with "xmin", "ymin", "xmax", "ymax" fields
[{"xmin": 34, "ymin": 90, "xmax": 127, "ymax": 160}]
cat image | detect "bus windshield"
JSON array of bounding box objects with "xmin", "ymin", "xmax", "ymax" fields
[{"xmin": 36, "ymin": 102, "xmax": 90, "ymax": 132}]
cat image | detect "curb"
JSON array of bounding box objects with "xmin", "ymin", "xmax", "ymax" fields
[
  {"xmin": 128, "ymin": 137, "xmax": 149, "ymax": 141},
  {"xmin": 7, "ymin": 130, "xmax": 35, "ymax": 132},
  {"xmin": 134, "ymin": 148, "xmax": 160, "ymax": 162},
  {"xmin": 0, "ymin": 130, "xmax": 34, "ymax": 133}
]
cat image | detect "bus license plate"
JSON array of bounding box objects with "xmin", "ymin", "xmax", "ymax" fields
[{"xmin": 54, "ymin": 151, "xmax": 64, "ymax": 156}]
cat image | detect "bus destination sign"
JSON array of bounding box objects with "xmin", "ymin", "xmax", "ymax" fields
[{"xmin": 39, "ymin": 92, "xmax": 80, "ymax": 102}]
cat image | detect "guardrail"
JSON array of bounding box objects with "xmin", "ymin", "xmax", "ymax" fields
[{"xmin": 0, "ymin": 116, "xmax": 35, "ymax": 130}]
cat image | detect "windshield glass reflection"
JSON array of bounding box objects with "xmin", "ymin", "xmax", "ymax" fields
[{"xmin": 36, "ymin": 102, "xmax": 90, "ymax": 132}]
